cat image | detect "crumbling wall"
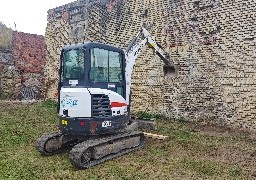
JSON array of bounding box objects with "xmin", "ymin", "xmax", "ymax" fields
[
  {"xmin": 0, "ymin": 48, "xmax": 20, "ymax": 99},
  {"xmin": 45, "ymin": 0, "xmax": 256, "ymax": 130},
  {"xmin": 0, "ymin": 24, "xmax": 17, "ymax": 99},
  {"xmin": 0, "ymin": 31, "xmax": 46, "ymax": 100},
  {"xmin": 0, "ymin": 49, "xmax": 13, "ymax": 65},
  {"xmin": 13, "ymin": 32, "xmax": 47, "ymax": 100},
  {"xmin": 0, "ymin": 66, "xmax": 21, "ymax": 99}
]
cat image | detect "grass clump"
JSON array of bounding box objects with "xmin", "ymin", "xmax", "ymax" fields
[
  {"xmin": 181, "ymin": 157, "xmax": 221, "ymax": 177},
  {"xmin": 229, "ymin": 165, "xmax": 243, "ymax": 178},
  {"xmin": 41, "ymin": 99, "xmax": 58, "ymax": 108},
  {"xmin": 137, "ymin": 111, "xmax": 164, "ymax": 119}
]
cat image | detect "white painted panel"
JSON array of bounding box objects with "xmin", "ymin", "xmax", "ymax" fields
[{"xmin": 59, "ymin": 88, "xmax": 91, "ymax": 117}]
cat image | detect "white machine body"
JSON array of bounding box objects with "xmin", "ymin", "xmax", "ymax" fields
[{"xmin": 59, "ymin": 87, "xmax": 127, "ymax": 118}]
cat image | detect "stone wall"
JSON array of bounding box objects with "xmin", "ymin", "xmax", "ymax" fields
[
  {"xmin": 0, "ymin": 48, "xmax": 20, "ymax": 99},
  {"xmin": 0, "ymin": 32, "xmax": 46, "ymax": 100},
  {"xmin": 45, "ymin": 0, "xmax": 256, "ymax": 130},
  {"xmin": 0, "ymin": 49, "xmax": 13, "ymax": 65}
]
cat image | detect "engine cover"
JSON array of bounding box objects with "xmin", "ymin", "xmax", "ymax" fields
[
  {"xmin": 59, "ymin": 88, "xmax": 91, "ymax": 117},
  {"xmin": 59, "ymin": 87, "xmax": 129, "ymax": 135}
]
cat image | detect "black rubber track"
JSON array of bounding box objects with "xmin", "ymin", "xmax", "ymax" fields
[
  {"xmin": 36, "ymin": 132, "xmax": 78, "ymax": 155},
  {"xmin": 69, "ymin": 131, "xmax": 145, "ymax": 169}
]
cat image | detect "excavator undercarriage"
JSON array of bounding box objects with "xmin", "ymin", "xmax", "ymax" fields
[{"xmin": 36, "ymin": 120, "xmax": 151, "ymax": 168}]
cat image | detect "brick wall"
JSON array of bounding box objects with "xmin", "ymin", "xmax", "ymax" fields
[
  {"xmin": 0, "ymin": 32, "xmax": 46, "ymax": 100},
  {"xmin": 45, "ymin": 0, "xmax": 256, "ymax": 130},
  {"xmin": 13, "ymin": 32, "xmax": 47, "ymax": 100}
]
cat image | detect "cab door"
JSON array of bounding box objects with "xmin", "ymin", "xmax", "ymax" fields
[{"xmin": 89, "ymin": 47, "xmax": 125, "ymax": 98}]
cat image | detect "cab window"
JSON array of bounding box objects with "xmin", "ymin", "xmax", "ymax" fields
[
  {"xmin": 63, "ymin": 49, "xmax": 84, "ymax": 79},
  {"xmin": 90, "ymin": 48, "xmax": 123, "ymax": 82}
]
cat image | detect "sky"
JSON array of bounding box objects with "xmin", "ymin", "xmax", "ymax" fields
[{"xmin": 0, "ymin": 0, "xmax": 75, "ymax": 35}]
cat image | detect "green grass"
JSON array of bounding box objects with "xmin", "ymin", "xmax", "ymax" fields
[{"xmin": 1, "ymin": 101, "xmax": 256, "ymax": 179}]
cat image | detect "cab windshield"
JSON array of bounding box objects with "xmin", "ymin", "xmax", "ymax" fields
[{"xmin": 63, "ymin": 49, "xmax": 84, "ymax": 79}]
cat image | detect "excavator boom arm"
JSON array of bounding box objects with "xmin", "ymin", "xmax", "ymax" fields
[{"xmin": 125, "ymin": 28, "xmax": 171, "ymax": 105}]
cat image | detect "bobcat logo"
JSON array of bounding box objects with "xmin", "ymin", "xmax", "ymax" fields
[{"xmin": 61, "ymin": 98, "xmax": 78, "ymax": 108}]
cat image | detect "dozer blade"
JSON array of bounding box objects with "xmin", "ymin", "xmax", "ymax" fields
[
  {"xmin": 69, "ymin": 131, "xmax": 145, "ymax": 169},
  {"xmin": 126, "ymin": 118, "xmax": 157, "ymax": 131}
]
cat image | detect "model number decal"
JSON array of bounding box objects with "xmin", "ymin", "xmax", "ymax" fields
[{"xmin": 102, "ymin": 121, "xmax": 111, "ymax": 127}]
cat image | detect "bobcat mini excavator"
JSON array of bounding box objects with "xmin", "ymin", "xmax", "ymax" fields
[{"xmin": 37, "ymin": 27, "xmax": 173, "ymax": 168}]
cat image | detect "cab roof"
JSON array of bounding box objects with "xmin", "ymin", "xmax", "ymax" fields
[{"xmin": 62, "ymin": 42, "xmax": 124, "ymax": 53}]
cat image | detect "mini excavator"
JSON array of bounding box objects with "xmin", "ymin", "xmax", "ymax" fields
[{"xmin": 36, "ymin": 27, "xmax": 174, "ymax": 168}]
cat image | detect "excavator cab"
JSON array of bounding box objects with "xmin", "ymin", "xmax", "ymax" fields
[
  {"xmin": 56, "ymin": 42, "xmax": 129, "ymax": 136},
  {"xmin": 59, "ymin": 42, "xmax": 126, "ymax": 98}
]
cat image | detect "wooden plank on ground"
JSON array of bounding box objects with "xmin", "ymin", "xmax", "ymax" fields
[{"xmin": 143, "ymin": 132, "xmax": 168, "ymax": 140}]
